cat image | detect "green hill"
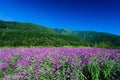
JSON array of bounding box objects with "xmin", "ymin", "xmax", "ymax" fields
[
  {"xmin": 0, "ymin": 20, "xmax": 120, "ymax": 48},
  {"xmin": 0, "ymin": 20, "xmax": 87, "ymax": 47}
]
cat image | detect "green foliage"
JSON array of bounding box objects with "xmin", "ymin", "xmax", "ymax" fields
[
  {"xmin": 101, "ymin": 60, "xmax": 116, "ymax": 80},
  {"xmin": 87, "ymin": 61, "xmax": 100, "ymax": 80},
  {"xmin": 27, "ymin": 66, "xmax": 34, "ymax": 72},
  {"xmin": 0, "ymin": 72, "xmax": 4, "ymax": 78},
  {"xmin": 10, "ymin": 54, "xmax": 21, "ymax": 64},
  {"xmin": 4, "ymin": 66, "xmax": 13, "ymax": 74}
]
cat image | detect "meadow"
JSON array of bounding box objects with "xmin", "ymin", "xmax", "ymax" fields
[{"xmin": 0, "ymin": 48, "xmax": 120, "ymax": 80}]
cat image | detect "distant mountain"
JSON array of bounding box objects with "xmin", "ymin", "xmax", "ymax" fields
[
  {"xmin": 53, "ymin": 28, "xmax": 120, "ymax": 48},
  {"xmin": 0, "ymin": 20, "xmax": 120, "ymax": 48}
]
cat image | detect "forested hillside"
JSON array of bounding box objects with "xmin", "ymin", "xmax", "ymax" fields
[
  {"xmin": 0, "ymin": 20, "xmax": 120, "ymax": 48},
  {"xmin": 0, "ymin": 20, "xmax": 87, "ymax": 47}
]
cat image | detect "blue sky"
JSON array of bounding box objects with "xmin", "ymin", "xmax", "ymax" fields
[{"xmin": 0, "ymin": 0, "xmax": 120, "ymax": 35}]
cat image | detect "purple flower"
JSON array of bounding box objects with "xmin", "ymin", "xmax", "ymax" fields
[
  {"xmin": 10, "ymin": 78, "xmax": 17, "ymax": 80},
  {"xmin": 3, "ymin": 78, "xmax": 7, "ymax": 80},
  {"xmin": 56, "ymin": 64, "xmax": 62, "ymax": 69},
  {"xmin": 68, "ymin": 57, "xmax": 73, "ymax": 64},
  {"xmin": 53, "ymin": 55, "xmax": 60, "ymax": 63},
  {"xmin": 70, "ymin": 75, "xmax": 75, "ymax": 79},
  {"xmin": 44, "ymin": 66, "xmax": 48, "ymax": 70},
  {"xmin": 76, "ymin": 60, "xmax": 82, "ymax": 65},
  {"xmin": 0, "ymin": 62, "xmax": 5, "ymax": 69},
  {"xmin": 72, "ymin": 66, "xmax": 77, "ymax": 70},
  {"xmin": 35, "ymin": 69, "xmax": 42, "ymax": 73},
  {"xmin": 64, "ymin": 69, "xmax": 70, "ymax": 73}
]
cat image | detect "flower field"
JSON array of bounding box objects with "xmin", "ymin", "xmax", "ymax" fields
[{"xmin": 0, "ymin": 48, "xmax": 120, "ymax": 80}]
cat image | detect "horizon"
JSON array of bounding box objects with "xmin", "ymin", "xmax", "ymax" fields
[{"xmin": 0, "ymin": 0, "xmax": 120, "ymax": 35}]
